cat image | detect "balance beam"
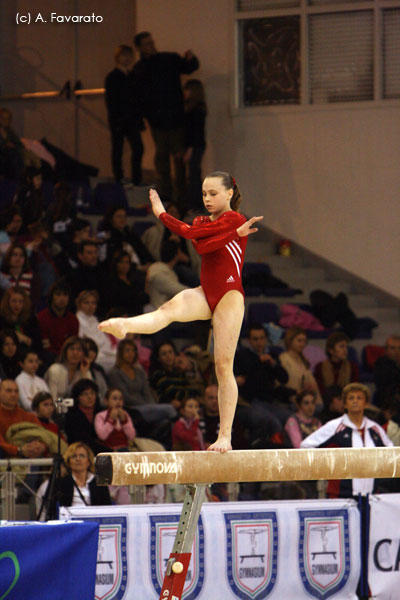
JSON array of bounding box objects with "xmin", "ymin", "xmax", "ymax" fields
[{"xmin": 95, "ymin": 447, "xmax": 400, "ymax": 486}]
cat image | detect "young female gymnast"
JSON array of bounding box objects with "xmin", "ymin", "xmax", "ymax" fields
[{"xmin": 99, "ymin": 171, "xmax": 263, "ymax": 452}]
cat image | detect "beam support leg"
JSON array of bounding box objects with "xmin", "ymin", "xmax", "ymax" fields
[{"xmin": 159, "ymin": 483, "xmax": 207, "ymax": 600}]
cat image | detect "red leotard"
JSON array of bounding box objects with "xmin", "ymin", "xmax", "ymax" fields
[{"xmin": 159, "ymin": 211, "xmax": 247, "ymax": 312}]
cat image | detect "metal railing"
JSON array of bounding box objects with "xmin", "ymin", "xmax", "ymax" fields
[{"xmin": 0, "ymin": 81, "xmax": 104, "ymax": 102}]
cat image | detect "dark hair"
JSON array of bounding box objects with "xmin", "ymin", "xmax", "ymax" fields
[
  {"xmin": 247, "ymin": 323, "xmax": 266, "ymax": 336},
  {"xmin": 184, "ymin": 79, "xmax": 207, "ymax": 113},
  {"xmin": 114, "ymin": 44, "xmax": 133, "ymax": 61},
  {"xmin": 149, "ymin": 339, "xmax": 178, "ymax": 373},
  {"xmin": 296, "ymin": 390, "xmax": 317, "ymax": 405},
  {"xmin": 71, "ymin": 378, "xmax": 99, "ymax": 403},
  {"xmin": 101, "ymin": 205, "xmax": 127, "ymax": 232},
  {"xmin": 0, "ymin": 329, "xmax": 19, "ymax": 352},
  {"xmin": 326, "ymin": 332, "xmax": 349, "ymax": 356},
  {"xmin": 323, "ymin": 384, "xmax": 343, "ymax": 407},
  {"xmin": 23, "ymin": 166, "xmax": 42, "ymax": 186},
  {"xmin": 31, "ymin": 391, "xmax": 53, "ymax": 412},
  {"xmin": 105, "ymin": 387, "xmax": 124, "ymax": 402},
  {"xmin": 110, "ymin": 250, "xmax": 132, "ymax": 277},
  {"xmin": 204, "ymin": 171, "xmax": 242, "ymax": 211},
  {"xmin": 71, "ymin": 217, "xmax": 90, "ymax": 234},
  {"xmin": 134, "ymin": 31, "xmax": 152, "ymax": 48},
  {"xmin": 0, "ymin": 206, "xmax": 22, "ymax": 230},
  {"xmin": 77, "ymin": 240, "xmax": 98, "ymax": 255},
  {"xmin": 58, "ymin": 336, "xmax": 86, "ymax": 364},
  {"xmin": 82, "ymin": 336, "xmax": 99, "ymax": 358},
  {"xmin": 19, "ymin": 346, "xmax": 39, "ymax": 363},
  {"xmin": 1, "ymin": 243, "xmax": 30, "ymax": 275},
  {"xmin": 160, "ymin": 239, "xmax": 180, "ymax": 263},
  {"xmin": 116, "ymin": 339, "xmax": 137, "ymax": 368},
  {"xmin": 47, "ymin": 279, "xmax": 71, "ymax": 305}
]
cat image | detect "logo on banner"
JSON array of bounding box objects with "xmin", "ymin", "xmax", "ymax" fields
[
  {"xmin": 224, "ymin": 511, "xmax": 278, "ymax": 599},
  {"xmin": 298, "ymin": 509, "xmax": 351, "ymax": 600},
  {"xmin": 149, "ymin": 514, "xmax": 205, "ymax": 600},
  {"xmin": 72, "ymin": 516, "xmax": 128, "ymax": 600}
]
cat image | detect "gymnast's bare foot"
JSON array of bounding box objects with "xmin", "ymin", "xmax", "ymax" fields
[
  {"xmin": 207, "ymin": 436, "xmax": 232, "ymax": 453},
  {"xmin": 98, "ymin": 318, "xmax": 127, "ymax": 339}
]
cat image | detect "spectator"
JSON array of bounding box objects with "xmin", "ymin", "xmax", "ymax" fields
[
  {"xmin": 199, "ymin": 383, "xmax": 247, "ymax": 450},
  {"xmin": 37, "ymin": 280, "xmax": 79, "ymax": 361},
  {"xmin": 55, "ymin": 217, "xmax": 93, "ymax": 272},
  {"xmin": 13, "ymin": 166, "xmax": 44, "ymax": 230},
  {"xmin": 0, "ymin": 286, "xmax": 42, "ymax": 353},
  {"xmin": 149, "ymin": 340, "xmax": 188, "ymax": 407},
  {"xmin": 36, "ymin": 441, "xmax": 111, "ymax": 519},
  {"xmin": 172, "ymin": 396, "xmax": 204, "ymax": 451},
  {"xmin": 64, "ymin": 379, "xmax": 109, "ymax": 454},
  {"xmin": 103, "ymin": 250, "xmax": 149, "ymax": 316},
  {"xmin": 374, "ymin": 336, "xmax": 400, "ymax": 406},
  {"xmin": 0, "ymin": 329, "xmax": 21, "ymax": 379},
  {"xmin": 320, "ymin": 385, "xmax": 345, "ymax": 424},
  {"xmin": 141, "ymin": 201, "xmax": 201, "ymax": 283},
  {"xmin": 0, "ymin": 206, "xmax": 23, "ymax": 264},
  {"xmin": 314, "ymin": 332, "xmax": 359, "ymax": 396},
  {"xmin": 0, "ymin": 243, "xmax": 33, "ymax": 295},
  {"xmin": 94, "ymin": 387, "xmax": 136, "ymax": 450},
  {"xmin": 68, "ymin": 241, "xmax": 105, "ymax": 306},
  {"xmin": 44, "ymin": 336, "xmax": 92, "ymax": 401},
  {"xmin": 81, "ymin": 337, "xmax": 109, "ymax": 404},
  {"xmin": 0, "ymin": 107, "xmax": 25, "ymax": 180},
  {"xmin": 279, "ymin": 327, "xmax": 322, "ymax": 405},
  {"xmin": 146, "ymin": 239, "xmax": 189, "ymax": 308},
  {"xmin": 45, "ymin": 181, "xmax": 77, "ymax": 232},
  {"xmin": 133, "ymin": 31, "xmax": 199, "ymax": 202},
  {"xmin": 98, "ymin": 206, "xmax": 153, "ymax": 268},
  {"xmin": 76, "ymin": 289, "xmax": 117, "ymax": 373},
  {"xmin": 377, "ymin": 394, "xmax": 400, "ymax": 446},
  {"xmin": 31, "ymin": 390, "xmax": 63, "ymax": 439},
  {"xmin": 183, "ymin": 79, "xmax": 207, "ymax": 211},
  {"xmin": 105, "ymin": 45, "xmax": 144, "ymax": 185},
  {"xmin": 16, "ymin": 349, "xmax": 49, "ymax": 411},
  {"xmin": 284, "ymin": 391, "xmax": 321, "ymax": 448},
  {"xmin": 301, "ymin": 383, "xmax": 393, "ymax": 498},
  {"xmin": 0, "ymin": 379, "xmax": 47, "ymax": 458},
  {"xmin": 234, "ymin": 323, "xmax": 290, "ymax": 425}
]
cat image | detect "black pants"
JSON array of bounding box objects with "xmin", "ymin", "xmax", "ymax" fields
[
  {"xmin": 110, "ymin": 119, "xmax": 143, "ymax": 184},
  {"xmin": 150, "ymin": 126, "xmax": 185, "ymax": 201}
]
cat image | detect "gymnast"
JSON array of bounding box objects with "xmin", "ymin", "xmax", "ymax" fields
[{"xmin": 99, "ymin": 171, "xmax": 263, "ymax": 452}]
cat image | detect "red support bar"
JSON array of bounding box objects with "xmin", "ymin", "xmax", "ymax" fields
[{"xmin": 159, "ymin": 552, "xmax": 192, "ymax": 600}]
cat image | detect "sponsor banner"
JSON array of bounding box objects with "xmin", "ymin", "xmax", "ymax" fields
[
  {"xmin": 62, "ymin": 498, "xmax": 360, "ymax": 599},
  {"xmin": 369, "ymin": 494, "xmax": 400, "ymax": 600}
]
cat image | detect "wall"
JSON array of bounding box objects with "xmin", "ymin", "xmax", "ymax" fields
[{"xmin": 137, "ymin": 0, "xmax": 400, "ymax": 299}]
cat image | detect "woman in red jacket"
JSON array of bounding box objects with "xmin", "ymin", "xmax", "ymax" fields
[{"xmin": 99, "ymin": 171, "xmax": 262, "ymax": 452}]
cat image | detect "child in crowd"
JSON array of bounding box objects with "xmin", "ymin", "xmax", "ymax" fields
[
  {"xmin": 16, "ymin": 348, "xmax": 49, "ymax": 411},
  {"xmin": 94, "ymin": 387, "xmax": 136, "ymax": 450},
  {"xmin": 183, "ymin": 79, "xmax": 207, "ymax": 211},
  {"xmin": 31, "ymin": 390, "xmax": 65, "ymax": 440},
  {"xmin": 284, "ymin": 391, "xmax": 322, "ymax": 449},
  {"xmin": 172, "ymin": 396, "xmax": 204, "ymax": 451}
]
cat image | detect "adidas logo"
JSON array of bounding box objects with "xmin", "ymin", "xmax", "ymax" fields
[{"xmin": 226, "ymin": 275, "xmax": 235, "ymax": 283}]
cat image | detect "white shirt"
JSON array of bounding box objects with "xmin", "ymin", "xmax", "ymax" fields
[
  {"xmin": 16, "ymin": 371, "xmax": 50, "ymax": 411},
  {"xmin": 76, "ymin": 310, "xmax": 117, "ymax": 373}
]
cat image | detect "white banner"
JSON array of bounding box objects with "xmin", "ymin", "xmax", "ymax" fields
[
  {"xmin": 369, "ymin": 493, "xmax": 400, "ymax": 600},
  {"xmin": 61, "ymin": 498, "xmax": 360, "ymax": 600}
]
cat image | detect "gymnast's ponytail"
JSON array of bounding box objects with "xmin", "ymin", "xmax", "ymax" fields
[{"xmin": 205, "ymin": 171, "xmax": 242, "ymax": 211}]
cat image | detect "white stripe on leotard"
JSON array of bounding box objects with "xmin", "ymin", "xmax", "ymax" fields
[{"xmin": 225, "ymin": 243, "xmax": 241, "ymax": 277}]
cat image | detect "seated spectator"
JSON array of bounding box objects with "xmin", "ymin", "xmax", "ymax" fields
[
  {"xmin": 76, "ymin": 289, "xmax": 117, "ymax": 373},
  {"xmin": 301, "ymin": 383, "xmax": 393, "ymax": 498},
  {"xmin": 98, "ymin": 205, "xmax": 153, "ymax": 268},
  {"xmin": 199, "ymin": 384, "xmax": 247, "ymax": 450},
  {"xmin": 102, "ymin": 250, "xmax": 149, "ymax": 316},
  {"xmin": 149, "ymin": 340, "xmax": 188, "ymax": 407},
  {"xmin": 0, "ymin": 243, "xmax": 33, "ymax": 295},
  {"xmin": 320, "ymin": 385, "xmax": 345, "ymax": 424},
  {"xmin": 314, "ymin": 332, "xmax": 359, "ymax": 397},
  {"xmin": 146, "ymin": 239, "xmax": 189, "ymax": 308},
  {"xmin": 44, "ymin": 181, "xmax": 77, "ymax": 235},
  {"xmin": 0, "ymin": 329, "xmax": 21, "ymax": 379},
  {"xmin": 23, "ymin": 220, "xmax": 58, "ymax": 307},
  {"xmin": 0, "ymin": 286, "xmax": 42, "ymax": 353},
  {"xmin": 374, "ymin": 336, "xmax": 400, "ymax": 406},
  {"xmin": 376, "ymin": 394, "xmax": 400, "ymax": 446},
  {"xmin": 172, "ymin": 396, "xmax": 204, "ymax": 451},
  {"xmin": 53, "ymin": 217, "xmax": 93, "ymax": 272},
  {"xmin": 127, "ymin": 333, "xmax": 151, "ymax": 373},
  {"xmin": 141, "ymin": 201, "xmax": 200, "ymax": 283},
  {"xmin": 108, "ymin": 338, "xmax": 176, "ymax": 425},
  {"xmin": 31, "ymin": 390, "xmax": 64, "ymax": 439},
  {"xmin": 81, "ymin": 337, "xmax": 109, "ymax": 404},
  {"xmin": 94, "ymin": 387, "xmax": 136, "ymax": 450},
  {"xmin": 64, "ymin": 379, "xmax": 109, "ymax": 454},
  {"xmin": 15, "ymin": 349, "xmax": 49, "ymax": 411},
  {"xmin": 234, "ymin": 323, "xmax": 290, "ymax": 425},
  {"xmin": 67, "ymin": 241, "xmax": 106, "ymax": 310},
  {"xmin": 36, "ymin": 441, "xmax": 111, "ymax": 519},
  {"xmin": 175, "ymin": 347, "xmax": 208, "ymax": 397},
  {"xmin": 0, "ymin": 379, "xmax": 47, "ymax": 458},
  {"xmin": 13, "ymin": 166, "xmax": 44, "ymax": 231},
  {"xmin": 0, "ymin": 107, "xmax": 25, "ymax": 179},
  {"xmin": 44, "ymin": 336, "xmax": 93, "ymax": 401},
  {"xmin": 284, "ymin": 391, "xmax": 321, "ymax": 448},
  {"xmin": 279, "ymin": 327, "xmax": 322, "ymax": 405},
  {"xmin": 0, "ymin": 206, "xmax": 23, "ymax": 265},
  {"xmin": 37, "ymin": 280, "xmax": 79, "ymax": 361}
]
